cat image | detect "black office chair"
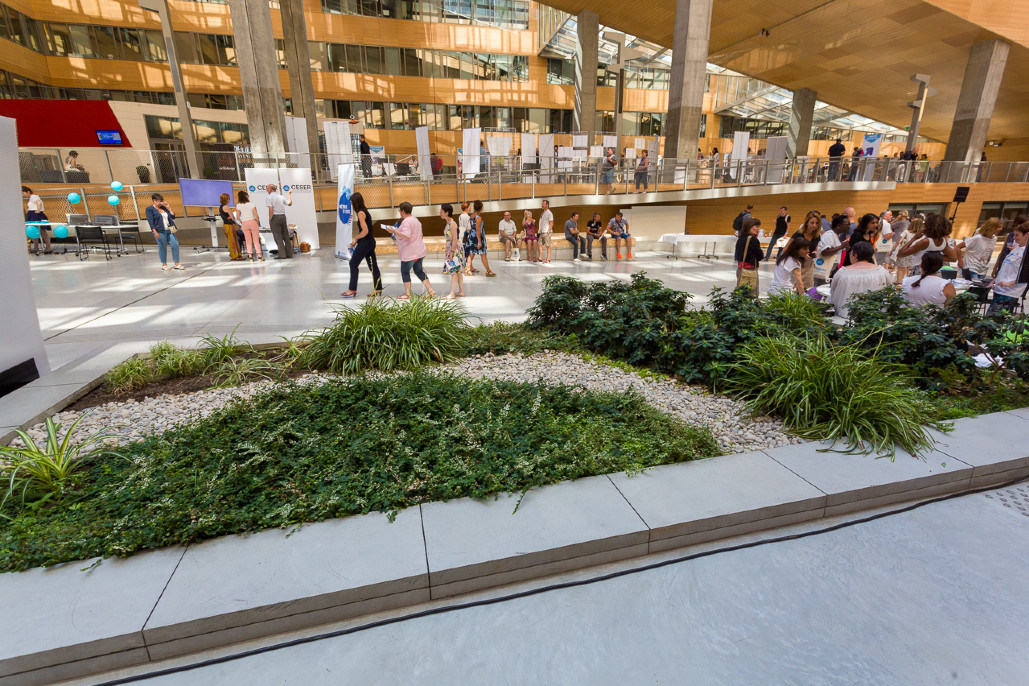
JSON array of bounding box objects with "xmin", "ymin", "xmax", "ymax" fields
[
  {"xmin": 76, "ymin": 225, "xmax": 112, "ymax": 260},
  {"xmin": 95, "ymin": 214, "xmax": 143, "ymax": 253}
]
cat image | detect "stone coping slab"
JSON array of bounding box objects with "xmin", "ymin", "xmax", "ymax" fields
[{"xmin": 3, "ymin": 407, "xmax": 1029, "ymax": 684}]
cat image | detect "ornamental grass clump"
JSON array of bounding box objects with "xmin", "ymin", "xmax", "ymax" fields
[
  {"xmin": 300, "ymin": 297, "xmax": 470, "ymax": 374},
  {"xmin": 721, "ymin": 334, "xmax": 942, "ymax": 459}
]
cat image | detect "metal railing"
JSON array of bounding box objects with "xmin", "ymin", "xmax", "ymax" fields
[{"xmin": 20, "ymin": 152, "xmax": 1029, "ymax": 223}]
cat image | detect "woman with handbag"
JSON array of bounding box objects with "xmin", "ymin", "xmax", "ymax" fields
[
  {"xmin": 218, "ymin": 192, "xmax": 244, "ymax": 260},
  {"xmin": 145, "ymin": 193, "xmax": 183, "ymax": 271},
  {"xmin": 734, "ymin": 217, "xmax": 763, "ymax": 297},
  {"xmin": 464, "ymin": 199, "xmax": 496, "ymax": 277},
  {"xmin": 440, "ymin": 203, "xmax": 465, "ymax": 300},
  {"xmin": 235, "ymin": 190, "xmax": 263, "ymax": 261}
]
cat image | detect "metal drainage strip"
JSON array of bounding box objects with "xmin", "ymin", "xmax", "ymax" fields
[{"xmin": 984, "ymin": 486, "xmax": 1029, "ymax": 517}]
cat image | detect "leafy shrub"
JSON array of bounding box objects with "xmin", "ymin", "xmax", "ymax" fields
[
  {"xmin": 208, "ymin": 357, "xmax": 281, "ymax": 387},
  {"xmin": 721, "ymin": 335, "xmax": 941, "ymax": 458},
  {"xmin": 149, "ymin": 341, "xmax": 206, "ymax": 378},
  {"xmin": 103, "ymin": 356, "xmax": 155, "ymax": 393},
  {"xmin": 0, "ymin": 415, "xmax": 119, "ymax": 516},
  {"xmin": 0, "ymin": 373, "xmax": 719, "ymax": 571},
  {"xmin": 300, "ymin": 297, "xmax": 470, "ymax": 374}
]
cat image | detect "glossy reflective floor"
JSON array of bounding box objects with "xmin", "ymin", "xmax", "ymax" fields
[{"xmin": 30, "ymin": 248, "xmax": 765, "ymax": 370}]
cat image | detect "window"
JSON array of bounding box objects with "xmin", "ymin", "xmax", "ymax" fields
[
  {"xmin": 173, "ymin": 32, "xmax": 197, "ymax": 64},
  {"xmin": 547, "ymin": 58, "xmax": 574, "ymax": 85},
  {"xmin": 144, "ymin": 30, "xmax": 166, "ymax": 61},
  {"xmin": 973, "ymin": 202, "xmax": 1029, "ymax": 233},
  {"xmin": 364, "ymin": 46, "xmax": 383, "ymax": 74},
  {"xmin": 92, "ymin": 25, "xmax": 118, "ymax": 59}
]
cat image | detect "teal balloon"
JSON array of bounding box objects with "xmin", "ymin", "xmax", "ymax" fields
[
  {"xmin": 67, "ymin": 192, "xmax": 81, "ymax": 204},
  {"xmin": 53, "ymin": 224, "xmax": 69, "ymax": 239},
  {"xmin": 26, "ymin": 225, "xmax": 40, "ymax": 239},
  {"xmin": 107, "ymin": 194, "xmax": 120, "ymax": 205},
  {"xmin": 111, "ymin": 181, "xmax": 123, "ymax": 191}
]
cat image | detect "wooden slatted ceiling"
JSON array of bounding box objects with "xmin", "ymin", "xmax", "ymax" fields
[{"xmin": 540, "ymin": 0, "xmax": 1029, "ymax": 146}]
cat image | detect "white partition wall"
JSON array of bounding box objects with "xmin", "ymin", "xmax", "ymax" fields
[
  {"xmin": 462, "ymin": 127, "xmax": 481, "ymax": 178},
  {"xmin": 243, "ymin": 167, "xmax": 279, "ymax": 229},
  {"xmin": 730, "ymin": 131, "xmax": 751, "ymax": 180},
  {"xmin": 323, "ymin": 120, "xmax": 354, "ymax": 181},
  {"xmin": 0, "ymin": 115, "xmax": 49, "ymax": 386},
  {"xmin": 279, "ymin": 167, "xmax": 319, "ymax": 249},
  {"xmin": 520, "ymin": 132, "xmax": 537, "ymax": 165}
]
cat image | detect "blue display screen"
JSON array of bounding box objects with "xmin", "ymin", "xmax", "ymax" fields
[{"xmin": 96, "ymin": 130, "xmax": 123, "ymax": 145}]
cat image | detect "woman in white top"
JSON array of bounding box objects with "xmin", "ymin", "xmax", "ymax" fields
[
  {"xmin": 829, "ymin": 241, "xmax": 893, "ymax": 318},
  {"xmin": 902, "ymin": 252, "xmax": 956, "ymax": 307},
  {"xmin": 957, "ymin": 217, "xmax": 1001, "ymax": 280},
  {"xmin": 890, "ymin": 216, "xmax": 924, "ymax": 283},
  {"xmin": 235, "ymin": 189, "xmax": 263, "ymax": 262},
  {"xmin": 898, "ymin": 213, "xmax": 956, "ymax": 274},
  {"xmin": 768, "ymin": 236, "xmax": 809, "ymax": 297},
  {"xmin": 22, "ymin": 185, "xmax": 51, "ymax": 254},
  {"xmin": 988, "ymin": 223, "xmax": 1028, "ymax": 313}
]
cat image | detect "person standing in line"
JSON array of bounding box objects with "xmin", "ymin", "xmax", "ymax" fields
[
  {"xmin": 440, "ymin": 203, "xmax": 465, "ymax": 299},
  {"xmin": 218, "ymin": 193, "xmax": 244, "ymax": 260},
  {"xmin": 464, "ymin": 199, "xmax": 495, "ymax": 277},
  {"xmin": 564, "ymin": 212, "xmax": 586, "ymax": 262},
  {"xmin": 635, "ymin": 149, "xmax": 650, "ymax": 192},
  {"xmin": 539, "ymin": 199, "xmax": 554, "ymax": 263},
  {"xmin": 988, "ymin": 222, "xmax": 1028, "ymax": 312},
  {"xmin": 340, "ymin": 192, "xmax": 382, "ymax": 299},
  {"xmin": 498, "ymin": 210, "xmax": 519, "ymax": 261},
  {"xmin": 601, "ymin": 147, "xmax": 618, "ymax": 194},
  {"xmin": 766, "ymin": 206, "xmax": 791, "ymax": 261},
  {"xmin": 606, "ymin": 211, "xmax": 632, "ymax": 259},
  {"xmin": 359, "ymin": 134, "xmax": 372, "ymax": 178},
  {"xmin": 265, "ymin": 183, "xmax": 293, "ymax": 259},
  {"xmin": 874, "ymin": 210, "xmax": 894, "ymax": 265},
  {"xmin": 145, "ymin": 193, "xmax": 183, "ymax": 271},
  {"xmin": 844, "ymin": 213, "xmax": 881, "ymax": 266},
  {"xmin": 734, "ymin": 217, "xmax": 763, "ymax": 297},
  {"xmin": 22, "ymin": 186, "xmax": 51, "ymax": 255},
  {"xmin": 886, "ymin": 210, "xmax": 909, "ymax": 272},
  {"xmin": 382, "ymin": 201, "xmax": 435, "ymax": 300},
  {"xmin": 957, "ymin": 218, "xmax": 1001, "ymax": 280},
  {"xmin": 522, "ymin": 210, "xmax": 539, "ymax": 262},
  {"xmin": 585, "ymin": 212, "xmax": 607, "ymax": 261},
  {"xmin": 768, "ymin": 236, "xmax": 810, "ymax": 297},
  {"xmin": 235, "ymin": 190, "xmax": 263, "ymax": 262}
]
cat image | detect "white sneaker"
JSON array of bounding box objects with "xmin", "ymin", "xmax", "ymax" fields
[{"xmin": 573, "ymin": 258, "xmax": 581, "ymax": 262}]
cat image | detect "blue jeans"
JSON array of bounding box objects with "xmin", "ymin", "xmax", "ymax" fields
[
  {"xmin": 989, "ymin": 293, "xmax": 1019, "ymax": 313},
  {"xmin": 400, "ymin": 257, "xmax": 427, "ymax": 283},
  {"xmin": 155, "ymin": 230, "xmax": 179, "ymax": 264}
]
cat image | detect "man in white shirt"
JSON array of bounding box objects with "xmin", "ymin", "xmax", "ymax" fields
[
  {"xmin": 539, "ymin": 199, "xmax": 554, "ymax": 263},
  {"xmin": 876, "ymin": 210, "xmax": 894, "ymax": 266},
  {"xmin": 498, "ymin": 211, "xmax": 519, "ymax": 261},
  {"xmin": 814, "ymin": 219, "xmax": 846, "ymax": 286},
  {"xmin": 265, "ymin": 183, "xmax": 293, "ymax": 259}
]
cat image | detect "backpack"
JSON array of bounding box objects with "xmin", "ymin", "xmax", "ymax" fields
[{"xmin": 732, "ymin": 211, "xmax": 747, "ymax": 234}]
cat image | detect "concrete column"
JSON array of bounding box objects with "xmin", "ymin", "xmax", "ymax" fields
[
  {"xmin": 944, "ymin": 38, "xmax": 1009, "ymax": 164},
  {"xmin": 229, "ymin": 0, "xmax": 287, "ymax": 166},
  {"xmin": 279, "ymin": 0, "xmax": 319, "ymax": 159},
  {"xmin": 786, "ymin": 88, "xmax": 815, "ymax": 158},
  {"xmin": 573, "ymin": 10, "xmax": 598, "ymax": 132},
  {"xmin": 664, "ymin": 0, "xmax": 712, "ymax": 160}
]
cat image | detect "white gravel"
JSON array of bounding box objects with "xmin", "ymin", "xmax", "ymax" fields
[{"xmin": 17, "ymin": 353, "xmax": 800, "ymax": 454}]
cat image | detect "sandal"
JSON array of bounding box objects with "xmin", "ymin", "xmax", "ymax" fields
[
  {"xmin": 456, "ymin": 292, "xmax": 466, "ymax": 297},
  {"xmin": 427, "ymin": 290, "xmax": 437, "ymax": 298},
  {"xmin": 445, "ymin": 293, "xmax": 457, "ymax": 300},
  {"xmin": 367, "ymin": 289, "xmax": 383, "ymax": 298},
  {"xmin": 340, "ymin": 290, "xmax": 357, "ymax": 298},
  {"xmin": 485, "ymin": 271, "xmax": 496, "ymax": 277},
  {"xmin": 397, "ymin": 294, "xmax": 411, "ymax": 300}
]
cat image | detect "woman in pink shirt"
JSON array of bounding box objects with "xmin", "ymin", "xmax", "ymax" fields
[{"xmin": 383, "ymin": 201, "xmax": 436, "ymax": 300}]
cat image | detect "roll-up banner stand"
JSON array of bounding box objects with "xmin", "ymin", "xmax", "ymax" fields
[
  {"xmin": 335, "ymin": 162, "xmax": 356, "ymax": 259},
  {"xmin": 243, "ymin": 167, "xmax": 279, "ymax": 230},
  {"xmin": 279, "ymin": 166, "xmax": 319, "ymax": 250},
  {"xmin": 861, "ymin": 133, "xmax": 882, "ymax": 181}
]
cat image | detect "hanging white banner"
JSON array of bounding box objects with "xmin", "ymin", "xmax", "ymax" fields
[
  {"xmin": 730, "ymin": 131, "xmax": 751, "ymax": 180},
  {"xmin": 243, "ymin": 167, "xmax": 280, "ymax": 229},
  {"xmin": 324, "ymin": 121, "xmax": 354, "ymax": 181},
  {"xmin": 285, "ymin": 116, "xmax": 310, "ymax": 157},
  {"xmin": 462, "ymin": 127, "xmax": 481, "ymax": 179},
  {"xmin": 415, "ymin": 126, "xmax": 432, "ymax": 181},
  {"xmin": 572, "ymin": 134, "xmax": 587, "ymax": 149},
  {"xmin": 335, "ymin": 163, "xmax": 355, "ymax": 259},
  {"xmin": 520, "ymin": 132, "xmax": 536, "ymax": 165},
  {"xmin": 279, "ymin": 166, "xmax": 319, "ymax": 250},
  {"xmin": 539, "ymin": 132, "xmax": 555, "ymax": 183},
  {"xmin": 861, "ymin": 133, "xmax": 882, "ymax": 181}
]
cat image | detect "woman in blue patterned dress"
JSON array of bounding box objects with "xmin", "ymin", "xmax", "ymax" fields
[{"xmin": 441, "ymin": 203, "xmax": 465, "ymax": 299}]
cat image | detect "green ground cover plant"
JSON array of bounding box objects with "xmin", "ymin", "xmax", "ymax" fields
[{"xmin": 0, "ymin": 373, "xmax": 718, "ymax": 572}]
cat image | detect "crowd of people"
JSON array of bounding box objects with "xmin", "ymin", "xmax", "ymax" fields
[
  {"xmin": 340, "ymin": 198, "xmax": 634, "ymax": 300},
  {"xmin": 734, "ymin": 204, "xmax": 1029, "ymax": 315}
]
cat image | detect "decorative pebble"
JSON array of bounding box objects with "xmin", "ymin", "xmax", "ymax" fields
[{"xmin": 16, "ymin": 355, "xmax": 801, "ymax": 455}]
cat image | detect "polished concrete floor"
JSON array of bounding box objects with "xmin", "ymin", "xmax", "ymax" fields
[
  {"xmin": 93, "ymin": 487, "xmax": 1029, "ymax": 685},
  {"xmin": 29, "ymin": 247, "xmax": 762, "ymax": 371}
]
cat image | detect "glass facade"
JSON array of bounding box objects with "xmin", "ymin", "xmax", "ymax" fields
[
  {"xmin": 320, "ymin": 0, "xmax": 530, "ymax": 29},
  {"xmin": 317, "ymin": 99, "xmax": 564, "ymax": 132},
  {"xmin": 310, "ymin": 44, "xmax": 527, "ymax": 81}
]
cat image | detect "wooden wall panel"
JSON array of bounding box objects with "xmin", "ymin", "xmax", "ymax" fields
[{"xmin": 0, "ymin": 40, "xmax": 51, "ymax": 83}]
